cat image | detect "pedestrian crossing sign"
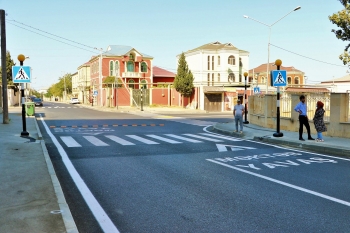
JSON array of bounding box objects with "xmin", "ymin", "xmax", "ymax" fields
[
  {"xmin": 271, "ymin": 70, "xmax": 286, "ymax": 87},
  {"xmin": 12, "ymin": 66, "xmax": 31, "ymax": 83},
  {"xmin": 253, "ymin": 87, "xmax": 260, "ymax": 94}
]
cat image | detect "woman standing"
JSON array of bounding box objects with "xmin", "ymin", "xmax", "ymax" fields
[{"xmin": 313, "ymin": 101, "xmax": 327, "ymax": 142}]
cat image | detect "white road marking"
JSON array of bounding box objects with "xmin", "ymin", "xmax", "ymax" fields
[
  {"xmin": 183, "ymin": 133, "xmax": 223, "ymax": 142},
  {"xmin": 83, "ymin": 136, "xmax": 109, "ymax": 146},
  {"xmin": 199, "ymin": 133, "xmax": 242, "ymax": 141},
  {"xmin": 60, "ymin": 136, "xmax": 82, "ymax": 147},
  {"xmin": 215, "ymin": 144, "xmax": 256, "ymax": 152},
  {"xmin": 105, "ymin": 135, "xmax": 135, "ymax": 145},
  {"xmin": 165, "ymin": 134, "xmax": 203, "ymax": 143},
  {"xmin": 39, "ymin": 114, "xmax": 120, "ymax": 233},
  {"xmin": 206, "ymin": 159, "xmax": 350, "ymax": 207},
  {"xmin": 146, "ymin": 134, "xmax": 182, "ymax": 144},
  {"xmin": 126, "ymin": 135, "xmax": 159, "ymax": 144}
]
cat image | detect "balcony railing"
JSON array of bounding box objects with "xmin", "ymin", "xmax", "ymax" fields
[{"xmin": 122, "ymin": 72, "xmax": 141, "ymax": 78}]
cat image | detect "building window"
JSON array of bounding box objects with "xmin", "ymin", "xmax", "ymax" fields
[
  {"xmin": 228, "ymin": 73, "xmax": 235, "ymax": 83},
  {"xmin": 295, "ymin": 77, "xmax": 299, "ymax": 85},
  {"xmin": 127, "ymin": 61, "xmax": 134, "ymax": 72},
  {"xmin": 208, "ymin": 56, "xmax": 210, "ymax": 70},
  {"xmin": 141, "ymin": 79, "xmax": 147, "ymax": 89},
  {"xmin": 109, "ymin": 61, "xmax": 114, "ymax": 76},
  {"xmin": 218, "ymin": 56, "xmax": 220, "ymax": 66},
  {"xmin": 239, "ymin": 74, "xmax": 242, "ymax": 83},
  {"xmin": 287, "ymin": 77, "xmax": 292, "ymax": 84},
  {"xmin": 128, "ymin": 79, "xmax": 135, "ymax": 89},
  {"xmin": 115, "ymin": 61, "xmax": 119, "ymax": 77},
  {"xmin": 228, "ymin": 55, "xmax": 235, "ymax": 65},
  {"xmin": 218, "ymin": 73, "xmax": 220, "ymax": 83},
  {"xmin": 207, "ymin": 73, "xmax": 210, "ymax": 86},
  {"xmin": 212, "ymin": 73, "xmax": 214, "ymax": 86},
  {"xmin": 262, "ymin": 77, "xmax": 265, "ymax": 83},
  {"xmin": 212, "ymin": 56, "xmax": 214, "ymax": 70},
  {"xmin": 141, "ymin": 62, "xmax": 147, "ymax": 73}
]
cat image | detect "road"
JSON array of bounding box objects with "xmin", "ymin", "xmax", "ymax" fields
[{"xmin": 36, "ymin": 101, "xmax": 350, "ymax": 233}]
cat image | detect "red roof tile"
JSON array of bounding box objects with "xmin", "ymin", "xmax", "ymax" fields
[{"xmin": 153, "ymin": 66, "xmax": 176, "ymax": 77}]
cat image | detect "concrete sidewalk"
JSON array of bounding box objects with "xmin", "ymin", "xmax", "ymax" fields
[
  {"xmin": 212, "ymin": 121, "xmax": 350, "ymax": 157},
  {"xmin": 0, "ymin": 108, "xmax": 77, "ymax": 233}
]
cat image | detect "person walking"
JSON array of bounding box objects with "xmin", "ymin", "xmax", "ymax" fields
[
  {"xmin": 233, "ymin": 99, "xmax": 245, "ymax": 133},
  {"xmin": 294, "ymin": 95, "xmax": 315, "ymax": 141},
  {"xmin": 313, "ymin": 101, "xmax": 327, "ymax": 142}
]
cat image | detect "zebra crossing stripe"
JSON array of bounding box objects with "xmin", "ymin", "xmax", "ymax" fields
[
  {"xmin": 83, "ymin": 136, "xmax": 109, "ymax": 146},
  {"xmin": 60, "ymin": 136, "xmax": 82, "ymax": 147},
  {"xmin": 105, "ymin": 135, "xmax": 135, "ymax": 145},
  {"xmin": 126, "ymin": 135, "xmax": 159, "ymax": 144},
  {"xmin": 199, "ymin": 133, "xmax": 242, "ymax": 141},
  {"xmin": 183, "ymin": 134, "xmax": 223, "ymax": 142},
  {"xmin": 146, "ymin": 134, "xmax": 182, "ymax": 144},
  {"xmin": 165, "ymin": 134, "xmax": 202, "ymax": 143}
]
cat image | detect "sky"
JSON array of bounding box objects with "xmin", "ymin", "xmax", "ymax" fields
[{"xmin": 0, "ymin": 0, "xmax": 348, "ymax": 90}]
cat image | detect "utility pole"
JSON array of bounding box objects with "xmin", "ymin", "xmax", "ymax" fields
[{"xmin": 1, "ymin": 9, "xmax": 9, "ymax": 124}]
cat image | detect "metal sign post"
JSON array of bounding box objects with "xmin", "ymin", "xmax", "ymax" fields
[{"xmin": 272, "ymin": 59, "xmax": 286, "ymax": 137}]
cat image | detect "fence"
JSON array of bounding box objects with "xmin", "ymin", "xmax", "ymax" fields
[
  {"xmin": 306, "ymin": 94, "xmax": 330, "ymax": 122},
  {"xmin": 280, "ymin": 93, "xmax": 291, "ymax": 118}
]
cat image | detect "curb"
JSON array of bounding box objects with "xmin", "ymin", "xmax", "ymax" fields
[
  {"xmin": 253, "ymin": 136, "xmax": 350, "ymax": 157},
  {"xmin": 36, "ymin": 118, "xmax": 78, "ymax": 233}
]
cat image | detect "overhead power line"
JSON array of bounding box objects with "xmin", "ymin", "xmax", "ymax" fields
[{"xmin": 270, "ymin": 43, "xmax": 347, "ymax": 68}]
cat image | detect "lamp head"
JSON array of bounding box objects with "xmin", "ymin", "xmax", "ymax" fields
[
  {"xmin": 275, "ymin": 59, "xmax": 282, "ymax": 67},
  {"xmin": 294, "ymin": 6, "xmax": 301, "ymax": 11},
  {"xmin": 17, "ymin": 54, "xmax": 26, "ymax": 62},
  {"xmin": 244, "ymin": 72, "xmax": 248, "ymax": 77},
  {"xmin": 243, "ymin": 15, "xmax": 248, "ymax": 18}
]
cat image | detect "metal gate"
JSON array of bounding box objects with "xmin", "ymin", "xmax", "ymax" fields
[
  {"xmin": 132, "ymin": 89, "xmax": 150, "ymax": 107},
  {"xmin": 204, "ymin": 93, "xmax": 222, "ymax": 112}
]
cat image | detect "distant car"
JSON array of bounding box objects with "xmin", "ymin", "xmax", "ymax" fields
[
  {"xmin": 70, "ymin": 97, "xmax": 80, "ymax": 104},
  {"xmin": 33, "ymin": 98, "xmax": 43, "ymax": 106}
]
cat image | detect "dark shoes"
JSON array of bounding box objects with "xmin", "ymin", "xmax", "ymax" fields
[
  {"xmin": 299, "ymin": 138, "xmax": 305, "ymax": 141},
  {"xmin": 308, "ymin": 137, "xmax": 315, "ymax": 140}
]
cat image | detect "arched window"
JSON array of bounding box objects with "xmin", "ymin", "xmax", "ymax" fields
[
  {"xmin": 228, "ymin": 73, "xmax": 235, "ymax": 83},
  {"xmin": 140, "ymin": 79, "xmax": 147, "ymax": 89},
  {"xmin": 115, "ymin": 61, "xmax": 120, "ymax": 77},
  {"xmin": 239, "ymin": 74, "xmax": 242, "ymax": 83},
  {"xmin": 141, "ymin": 62, "xmax": 147, "ymax": 73},
  {"xmin": 295, "ymin": 77, "xmax": 299, "ymax": 85},
  {"xmin": 207, "ymin": 73, "xmax": 210, "ymax": 86},
  {"xmin": 287, "ymin": 77, "xmax": 292, "ymax": 84},
  {"xmin": 218, "ymin": 56, "xmax": 221, "ymax": 66},
  {"xmin": 212, "ymin": 73, "xmax": 214, "ymax": 86},
  {"xmin": 128, "ymin": 79, "xmax": 135, "ymax": 89},
  {"xmin": 109, "ymin": 61, "xmax": 114, "ymax": 76},
  {"xmin": 228, "ymin": 55, "xmax": 235, "ymax": 65},
  {"xmin": 218, "ymin": 73, "xmax": 220, "ymax": 83},
  {"xmin": 262, "ymin": 77, "xmax": 265, "ymax": 83},
  {"xmin": 127, "ymin": 61, "xmax": 134, "ymax": 72}
]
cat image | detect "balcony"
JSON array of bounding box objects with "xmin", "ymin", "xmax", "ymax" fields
[{"xmin": 122, "ymin": 72, "xmax": 141, "ymax": 78}]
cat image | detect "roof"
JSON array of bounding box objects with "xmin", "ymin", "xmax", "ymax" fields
[
  {"xmin": 153, "ymin": 66, "xmax": 176, "ymax": 77},
  {"xmin": 185, "ymin": 41, "xmax": 248, "ymax": 54},
  {"xmin": 321, "ymin": 74, "xmax": 350, "ymax": 83},
  {"xmin": 103, "ymin": 45, "xmax": 153, "ymax": 58},
  {"xmin": 285, "ymin": 87, "xmax": 330, "ymax": 93},
  {"xmin": 249, "ymin": 63, "xmax": 303, "ymax": 74}
]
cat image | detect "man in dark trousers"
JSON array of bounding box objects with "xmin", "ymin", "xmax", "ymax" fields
[{"xmin": 294, "ymin": 95, "xmax": 315, "ymax": 141}]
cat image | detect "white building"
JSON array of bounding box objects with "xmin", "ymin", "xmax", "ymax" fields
[
  {"xmin": 179, "ymin": 41, "xmax": 250, "ymax": 111},
  {"xmin": 320, "ymin": 75, "xmax": 350, "ymax": 93}
]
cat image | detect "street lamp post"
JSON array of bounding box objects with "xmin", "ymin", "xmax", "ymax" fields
[
  {"xmin": 18, "ymin": 54, "xmax": 29, "ymax": 136},
  {"xmin": 273, "ymin": 59, "xmax": 283, "ymax": 137},
  {"xmin": 243, "ymin": 72, "xmax": 249, "ymax": 124},
  {"xmin": 244, "ymin": 6, "xmax": 301, "ymax": 94}
]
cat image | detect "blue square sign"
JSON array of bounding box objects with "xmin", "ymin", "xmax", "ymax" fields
[{"xmin": 271, "ymin": 70, "xmax": 287, "ymax": 87}]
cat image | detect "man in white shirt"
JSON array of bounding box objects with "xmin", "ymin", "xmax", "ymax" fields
[{"xmin": 233, "ymin": 99, "xmax": 245, "ymax": 133}]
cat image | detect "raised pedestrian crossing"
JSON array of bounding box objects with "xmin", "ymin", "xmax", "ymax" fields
[{"xmin": 59, "ymin": 133, "xmax": 241, "ymax": 148}]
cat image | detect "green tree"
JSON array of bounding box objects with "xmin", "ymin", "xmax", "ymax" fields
[
  {"xmin": 0, "ymin": 51, "xmax": 19, "ymax": 95},
  {"xmin": 329, "ymin": 0, "xmax": 350, "ymax": 65},
  {"xmin": 174, "ymin": 53, "xmax": 194, "ymax": 103}
]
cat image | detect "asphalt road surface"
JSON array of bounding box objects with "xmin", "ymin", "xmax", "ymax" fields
[{"xmin": 36, "ymin": 102, "xmax": 350, "ymax": 233}]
